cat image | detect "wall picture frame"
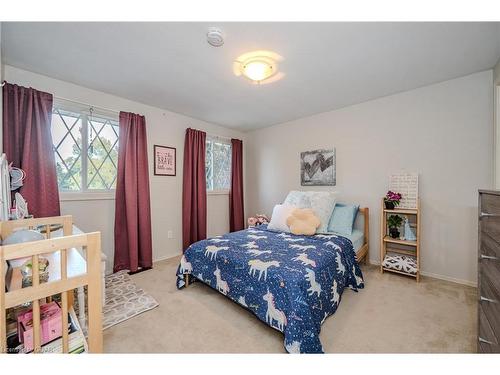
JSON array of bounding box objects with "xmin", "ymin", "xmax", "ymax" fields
[
  {"xmin": 300, "ymin": 148, "xmax": 336, "ymax": 186},
  {"xmin": 388, "ymin": 172, "xmax": 419, "ymax": 209},
  {"xmin": 154, "ymin": 145, "xmax": 176, "ymax": 176}
]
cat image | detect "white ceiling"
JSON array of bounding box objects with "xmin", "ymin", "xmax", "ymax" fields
[{"xmin": 2, "ymin": 22, "xmax": 500, "ymax": 131}]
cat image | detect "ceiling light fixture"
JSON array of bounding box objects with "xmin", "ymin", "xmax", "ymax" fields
[
  {"xmin": 241, "ymin": 57, "xmax": 276, "ymax": 82},
  {"xmin": 234, "ymin": 51, "xmax": 284, "ymax": 85}
]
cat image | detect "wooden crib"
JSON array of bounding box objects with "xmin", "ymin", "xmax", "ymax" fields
[{"xmin": 0, "ymin": 215, "xmax": 103, "ymax": 353}]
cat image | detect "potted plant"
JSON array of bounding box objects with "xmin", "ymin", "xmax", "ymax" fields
[
  {"xmin": 384, "ymin": 190, "xmax": 402, "ymax": 209},
  {"xmin": 387, "ymin": 214, "xmax": 403, "ymax": 238}
]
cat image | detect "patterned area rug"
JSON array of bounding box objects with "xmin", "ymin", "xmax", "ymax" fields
[
  {"xmin": 75, "ymin": 270, "xmax": 159, "ymax": 331},
  {"xmin": 102, "ymin": 270, "xmax": 159, "ymax": 330}
]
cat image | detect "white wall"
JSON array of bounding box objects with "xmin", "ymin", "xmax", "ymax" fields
[
  {"xmin": 246, "ymin": 70, "xmax": 494, "ymax": 286},
  {"xmin": 0, "ymin": 23, "xmax": 3, "ymax": 153},
  {"xmin": 493, "ymin": 25, "xmax": 500, "ymax": 187},
  {"xmin": 4, "ymin": 65, "xmax": 246, "ymax": 273},
  {"xmin": 494, "ymin": 59, "xmax": 500, "ymax": 188}
]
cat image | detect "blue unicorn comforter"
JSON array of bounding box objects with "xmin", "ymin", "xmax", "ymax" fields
[{"xmin": 176, "ymin": 224, "xmax": 364, "ymax": 353}]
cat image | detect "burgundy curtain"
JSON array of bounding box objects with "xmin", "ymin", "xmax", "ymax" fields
[
  {"xmin": 182, "ymin": 128, "xmax": 207, "ymax": 251},
  {"xmin": 114, "ymin": 111, "xmax": 152, "ymax": 273},
  {"xmin": 229, "ymin": 138, "xmax": 244, "ymax": 232},
  {"xmin": 2, "ymin": 83, "xmax": 60, "ymax": 218}
]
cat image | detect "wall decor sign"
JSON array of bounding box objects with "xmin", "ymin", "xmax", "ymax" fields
[
  {"xmin": 300, "ymin": 148, "xmax": 336, "ymax": 186},
  {"xmin": 388, "ymin": 172, "xmax": 419, "ymax": 209},
  {"xmin": 154, "ymin": 145, "xmax": 176, "ymax": 176}
]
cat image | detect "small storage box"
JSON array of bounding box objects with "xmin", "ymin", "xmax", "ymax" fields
[{"xmin": 17, "ymin": 301, "xmax": 62, "ymax": 352}]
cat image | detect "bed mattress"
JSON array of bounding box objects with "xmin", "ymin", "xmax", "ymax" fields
[{"xmin": 335, "ymin": 229, "xmax": 364, "ymax": 252}]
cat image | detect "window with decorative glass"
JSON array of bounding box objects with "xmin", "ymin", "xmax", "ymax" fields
[
  {"xmin": 205, "ymin": 137, "xmax": 231, "ymax": 192},
  {"xmin": 51, "ymin": 102, "xmax": 119, "ymax": 194}
]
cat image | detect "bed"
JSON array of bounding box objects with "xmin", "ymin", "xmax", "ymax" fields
[{"xmin": 176, "ymin": 208, "xmax": 369, "ymax": 353}]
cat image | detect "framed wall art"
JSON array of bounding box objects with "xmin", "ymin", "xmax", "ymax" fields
[
  {"xmin": 300, "ymin": 148, "xmax": 336, "ymax": 186},
  {"xmin": 154, "ymin": 145, "xmax": 176, "ymax": 176},
  {"xmin": 388, "ymin": 172, "xmax": 419, "ymax": 209}
]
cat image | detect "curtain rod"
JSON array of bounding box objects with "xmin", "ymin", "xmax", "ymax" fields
[
  {"xmin": 5, "ymin": 81, "xmax": 238, "ymax": 140},
  {"xmin": 55, "ymin": 99, "xmax": 236, "ymax": 141},
  {"xmin": 1, "ymin": 80, "xmax": 119, "ymax": 113},
  {"xmin": 208, "ymin": 133, "xmax": 232, "ymax": 142},
  {"xmin": 54, "ymin": 96, "xmax": 121, "ymax": 115}
]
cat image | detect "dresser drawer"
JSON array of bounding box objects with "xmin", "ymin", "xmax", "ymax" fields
[
  {"xmin": 479, "ymin": 230, "xmax": 500, "ymax": 259},
  {"xmin": 480, "ymin": 193, "xmax": 500, "ymax": 215},
  {"xmin": 479, "ymin": 338, "xmax": 500, "ymax": 353},
  {"xmin": 480, "ymin": 193, "xmax": 500, "ymax": 241},
  {"xmin": 480, "ymin": 265, "xmax": 500, "ymax": 340},
  {"xmin": 481, "ymin": 222, "xmax": 500, "ymax": 250},
  {"xmin": 479, "ymin": 305, "xmax": 499, "ymax": 346},
  {"xmin": 480, "ymin": 257, "xmax": 500, "ymax": 297}
]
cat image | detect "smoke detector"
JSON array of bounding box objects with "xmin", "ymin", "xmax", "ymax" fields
[{"xmin": 207, "ymin": 27, "xmax": 224, "ymax": 47}]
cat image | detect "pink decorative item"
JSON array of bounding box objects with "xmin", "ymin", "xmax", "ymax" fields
[
  {"xmin": 247, "ymin": 214, "xmax": 270, "ymax": 227},
  {"xmin": 384, "ymin": 190, "xmax": 402, "ymax": 209},
  {"xmin": 17, "ymin": 301, "xmax": 62, "ymax": 352},
  {"xmin": 247, "ymin": 217, "xmax": 257, "ymax": 227}
]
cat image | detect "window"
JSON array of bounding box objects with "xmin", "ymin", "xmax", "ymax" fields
[
  {"xmin": 205, "ymin": 137, "xmax": 231, "ymax": 192},
  {"xmin": 51, "ymin": 102, "xmax": 119, "ymax": 194}
]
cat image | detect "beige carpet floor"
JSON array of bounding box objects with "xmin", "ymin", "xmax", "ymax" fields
[{"xmin": 103, "ymin": 256, "xmax": 477, "ymax": 353}]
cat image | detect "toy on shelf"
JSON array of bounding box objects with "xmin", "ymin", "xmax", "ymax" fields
[{"xmin": 403, "ymin": 216, "xmax": 417, "ymax": 241}]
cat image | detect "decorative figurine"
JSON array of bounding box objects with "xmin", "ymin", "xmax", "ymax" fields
[{"xmin": 404, "ymin": 216, "xmax": 417, "ymax": 241}]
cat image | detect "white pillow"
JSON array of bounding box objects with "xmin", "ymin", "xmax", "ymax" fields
[{"xmin": 268, "ymin": 204, "xmax": 297, "ymax": 233}]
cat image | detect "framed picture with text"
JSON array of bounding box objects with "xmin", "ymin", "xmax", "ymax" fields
[{"xmin": 154, "ymin": 145, "xmax": 176, "ymax": 176}]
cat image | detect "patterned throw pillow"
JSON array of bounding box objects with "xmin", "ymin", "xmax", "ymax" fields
[
  {"xmin": 306, "ymin": 192, "xmax": 337, "ymax": 234},
  {"xmin": 284, "ymin": 191, "xmax": 337, "ymax": 234},
  {"xmin": 283, "ymin": 191, "xmax": 311, "ymax": 208}
]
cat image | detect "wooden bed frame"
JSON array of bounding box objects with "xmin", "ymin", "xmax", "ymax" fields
[
  {"xmin": 0, "ymin": 215, "xmax": 103, "ymax": 353},
  {"xmin": 356, "ymin": 207, "xmax": 370, "ymax": 264},
  {"xmin": 184, "ymin": 207, "xmax": 369, "ymax": 286}
]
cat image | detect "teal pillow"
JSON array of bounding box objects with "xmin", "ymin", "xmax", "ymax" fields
[{"xmin": 327, "ymin": 203, "xmax": 359, "ymax": 235}]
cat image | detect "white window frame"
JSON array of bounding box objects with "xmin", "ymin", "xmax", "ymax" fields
[
  {"xmin": 52, "ymin": 99, "xmax": 119, "ymax": 201},
  {"xmin": 206, "ymin": 135, "xmax": 232, "ymax": 195}
]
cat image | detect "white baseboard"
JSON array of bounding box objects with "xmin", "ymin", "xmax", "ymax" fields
[
  {"xmin": 368, "ymin": 259, "xmax": 477, "ymax": 288},
  {"xmin": 153, "ymin": 253, "xmax": 179, "ymax": 264},
  {"xmin": 418, "ymin": 270, "xmax": 477, "ymax": 287}
]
